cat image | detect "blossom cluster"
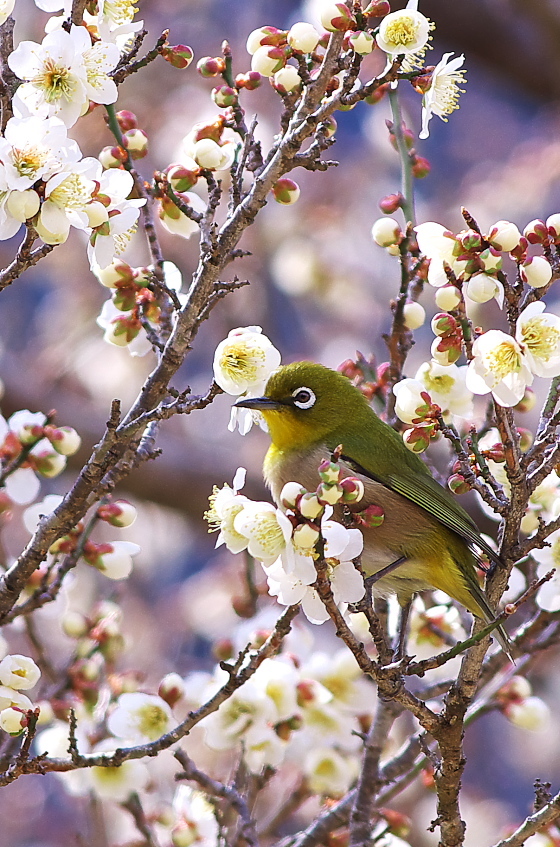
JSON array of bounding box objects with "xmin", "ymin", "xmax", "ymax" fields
[
  {"xmin": 206, "ymin": 464, "xmax": 366, "ymax": 624},
  {"xmin": 0, "ymin": 651, "xmax": 41, "ymax": 736},
  {"xmin": 0, "ymin": 408, "xmax": 80, "ymax": 507}
]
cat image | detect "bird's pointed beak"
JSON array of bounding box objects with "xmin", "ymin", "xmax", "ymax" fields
[{"xmin": 234, "ymin": 396, "xmax": 286, "ymax": 411}]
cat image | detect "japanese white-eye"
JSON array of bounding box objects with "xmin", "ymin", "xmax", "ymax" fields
[{"xmin": 236, "ymin": 361, "xmax": 509, "ymax": 652}]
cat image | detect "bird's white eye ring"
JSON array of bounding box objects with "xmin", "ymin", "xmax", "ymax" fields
[{"xmin": 292, "ymin": 387, "xmax": 316, "ymax": 410}]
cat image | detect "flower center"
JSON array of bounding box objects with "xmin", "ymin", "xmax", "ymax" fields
[
  {"xmin": 520, "ymin": 317, "xmax": 560, "ymax": 362},
  {"xmin": 432, "ymin": 70, "xmax": 466, "ymax": 118},
  {"xmin": 485, "ymin": 341, "xmax": 521, "ymax": 379},
  {"xmin": 219, "ymin": 342, "xmax": 265, "ymax": 383},
  {"xmin": 104, "ymin": 0, "xmax": 139, "ymax": 25},
  {"xmin": 247, "ymin": 512, "xmax": 286, "ymax": 557},
  {"xmin": 422, "ymin": 372, "xmax": 455, "ymax": 394},
  {"xmin": 137, "ymin": 704, "xmax": 169, "ymax": 739},
  {"xmin": 12, "ymin": 146, "xmax": 48, "ymax": 179},
  {"xmin": 384, "ymin": 15, "xmax": 420, "ymax": 48},
  {"xmin": 50, "ymin": 173, "xmax": 94, "ymax": 210},
  {"xmin": 33, "ymin": 59, "xmax": 77, "ymax": 103},
  {"xmin": 113, "ymin": 223, "xmax": 138, "ymax": 255}
]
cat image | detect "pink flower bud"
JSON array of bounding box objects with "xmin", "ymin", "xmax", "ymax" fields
[
  {"xmin": 271, "ymin": 177, "xmax": 300, "ymax": 205},
  {"xmin": 162, "ymin": 44, "xmax": 194, "ymax": 69},
  {"xmin": 196, "ymin": 56, "xmax": 226, "ymax": 77},
  {"xmin": 98, "ymin": 146, "xmax": 126, "ymax": 168},
  {"xmin": 212, "ymin": 85, "xmax": 238, "ymax": 107},
  {"xmin": 116, "ymin": 110, "xmax": 138, "ymax": 132},
  {"xmin": 320, "ymin": 2, "xmax": 356, "ymax": 32},
  {"xmin": 379, "ymin": 193, "xmax": 403, "ymax": 214},
  {"xmin": 523, "ymin": 218, "xmax": 548, "ymax": 244},
  {"xmin": 460, "ymin": 229, "xmax": 483, "ymax": 252},
  {"xmin": 356, "ymin": 504, "xmax": 384, "ymax": 527},
  {"xmin": 546, "ymin": 213, "xmax": 560, "ymax": 243},
  {"xmin": 235, "ymin": 71, "xmax": 262, "ymax": 90},
  {"xmin": 402, "ymin": 426, "xmax": 432, "ymax": 453},
  {"xmin": 447, "ymin": 473, "xmax": 470, "ymax": 495},
  {"xmin": 97, "ymin": 499, "xmax": 138, "ymax": 527},
  {"xmin": 158, "ymin": 672, "xmax": 185, "ymax": 707},
  {"xmin": 363, "ymin": 0, "xmax": 391, "ymax": 15},
  {"xmin": 165, "ymin": 163, "xmax": 200, "ymax": 192},
  {"xmin": 431, "ymin": 312, "xmax": 457, "ymax": 336},
  {"xmin": 340, "ymin": 477, "xmax": 364, "ymax": 503},
  {"xmin": 411, "ymin": 155, "xmax": 431, "ymax": 178}
]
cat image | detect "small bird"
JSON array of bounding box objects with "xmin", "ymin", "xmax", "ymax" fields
[{"xmin": 236, "ymin": 361, "xmax": 509, "ymax": 653}]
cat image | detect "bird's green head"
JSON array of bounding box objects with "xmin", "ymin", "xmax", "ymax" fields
[{"xmin": 235, "ymin": 361, "xmax": 372, "ymax": 451}]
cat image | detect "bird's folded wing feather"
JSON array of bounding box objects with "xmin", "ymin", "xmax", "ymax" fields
[{"xmin": 341, "ymin": 454, "xmax": 501, "ymax": 566}]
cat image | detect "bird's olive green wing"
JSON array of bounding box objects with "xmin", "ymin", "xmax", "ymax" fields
[{"xmin": 341, "ymin": 454, "xmax": 501, "ymax": 566}]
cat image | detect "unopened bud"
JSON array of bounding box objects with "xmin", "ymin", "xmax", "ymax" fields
[
  {"xmin": 521, "ymin": 256, "xmax": 552, "ymax": 289},
  {"xmin": 546, "ymin": 213, "xmax": 560, "ymax": 243},
  {"xmin": 514, "ymin": 387, "xmax": 536, "ymax": 413},
  {"xmin": 246, "ymin": 26, "xmax": 287, "ymax": 55},
  {"xmin": 487, "ymin": 220, "xmax": 522, "ymax": 252},
  {"xmin": 523, "ymin": 219, "xmax": 548, "ymax": 245},
  {"xmin": 318, "ymin": 460, "xmax": 340, "ymax": 484},
  {"xmin": 371, "ymin": 217, "xmax": 401, "ymax": 247},
  {"xmin": 403, "ymin": 425, "xmax": 433, "ymax": 453},
  {"xmin": 379, "ymin": 193, "xmax": 403, "ymax": 214},
  {"xmin": 431, "ymin": 337, "xmax": 461, "ymax": 365},
  {"xmin": 251, "ymin": 45, "xmax": 287, "ymax": 77},
  {"xmin": 97, "ymin": 499, "xmax": 137, "ymax": 527},
  {"xmin": 212, "ymin": 85, "xmax": 238, "ymax": 107},
  {"xmin": 465, "ymin": 273, "xmax": 501, "ymax": 304},
  {"xmin": 298, "ymin": 492, "xmax": 325, "ymax": 520},
  {"xmin": 115, "ymin": 110, "xmax": 137, "ymax": 132},
  {"xmin": 122, "ymin": 128, "xmax": 148, "ymax": 159},
  {"xmin": 479, "ymin": 247, "xmax": 503, "ymax": 273},
  {"xmin": 517, "ymin": 427, "xmax": 533, "ymax": 452},
  {"xmin": 162, "ymin": 44, "xmax": 194, "ymax": 69},
  {"xmin": 348, "ymin": 30, "xmax": 375, "ymax": 55},
  {"xmin": 280, "ymin": 481, "xmax": 306, "ymax": 509},
  {"xmin": 293, "ymin": 522, "xmax": 321, "ymax": 550},
  {"xmin": 165, "ymin": 163, "xmax": 199, "ymax": 192},
  {"xmin": 320, "ymin": 2, "xmax": 356, "ymax": 32},
  {"xmin": 460, "ymin": 229, "xmax": 483, "ymax": 252},
  {"xmin": 98, "ymin": 145, "xmax": 127, "ymax": 168},
  {"xmin": 288, "ymin": 22, "xmax": 320, "ymax": 53},
  {"xmin": 340, "ymin": 477, "xmax": 364, "ymax": 503},
  {"xmin": 403, "ymin": 301, "xmax": 425, "ymax": 330},
  {"xmin": 316, "ymin": 482, "xmax": 344, "ymax": 505},
  {"xmin": 363, "ymin": 0, "xmax": 391, "ymax": 16},
  {"xmin": 44, "ymin": 425, "xmax": 81, "ymax": 456},
  {"xmin": 411, "ymin": 155, "xmax": 431, "ymax": 178},
  {"xmin": 435, "ymin": 285, "xmax": 461, "ymax": 311},
  {"xmin": 448, "ymin": 473, "xmax": 470, "ymax": 495},
  {"xmin": 431, "ymin": 312, "xmax": 457, "ymax": 336},
  {"xmin": 196, "ymin": 56, "xmax": 226, "ymax": 77},
  {"xmin": 235, "ymin": 71, "xmax": 262, "ymax": 90},
  {"xmin": 158, "ymin": 672, "xmax": 185, "ymax": 707},
  {"xmin": 271, "ymin": 178, "xmax": 300, "ymax": 205},
  {"xmin": 356, "ymin": 504, "xmax": 384, "ymax": 527}
]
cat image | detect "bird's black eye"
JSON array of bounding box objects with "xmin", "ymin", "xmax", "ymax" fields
[{"xmin": 292, "ymin": 386, "xmax": 316, "ymax": 410}]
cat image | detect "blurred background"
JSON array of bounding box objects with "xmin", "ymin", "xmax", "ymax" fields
[{"xmin": 2, "ymin": 1, "xmax": 560, "ymax": 845}]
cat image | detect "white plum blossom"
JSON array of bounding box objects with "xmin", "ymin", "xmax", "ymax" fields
[
  {"xmin": 376, "ymin": 0, "xmax": 431, "ymax": 56},
  {"xmin": 0, "ymin": 115, "xmax": 81, "ymax": 191},
  {"xmin": 304, "ymin": 747, "xmax": 357, "ymax": 796},
  {"xmin": 23, "ymin": 494, "xmax": 64, "ymax": 534},
  {"xmin": 93, "ymin": 0, "xmax": 144, "ymax": 46},
  {"xmin": 414, "ymin": 222, "xmax": 466, "ymax": 287},
  {"xmin": 88, "ymin": 753, "xmax": 150, "ymax": 802},
  {"xmin": 301, "ymin": 650, "xmax": 373, "ymax": 714},
  {"xmin": 172, "ymin": 785, "xmax": 219, "ymax": 847},
  {"xmin": 87, "ymin": 168, "xmax": 145, "ymax": 270},
  {"xmin": 533, "ymin": 530, "xmax": 560, "ymax": 612},
  {"xmin": 39, "ymin": 158, "xmax": 100, "ymax": 243},
  {"xmin": 420, "ymin": 53, "xmax": 466, "ymax": 139},
  {"xmin": 0, "ymin": 0, "xmax": 15, "ymax": 26},
  {"xmin": 0, "ymin": 654, "xmax": 40, "ymax": 690},
  {"xmin": 466, "ymin": 330, "xmax": 533, "ymax": 407},
  {"xmin": 265, "ymin": 521, "xmax": 364, "ymax": 624},
  {"xmin": 81, "ymin": 37, "xmax": 120, "ymax": 105},
  {"xmin": 96, "ymin": 298, "xmax": 152, "ymax": 356},
  {"xmin": 206, "ymin": 468, "xmax": 251, "ymax": 554},
  {"xmin": 0, "ymin": 686, "xmax": 33, "ymax": 712},
  {"xmin": 9, "ymin": 30, "xmax": 91, "ymax": 127},
  {"xmin": 415, "ymin": 361, "xmax": 473, "ymax": 419},
  {"xmin": 107, "ymin": 692, "xmax": 173, "ymax": 742},
  {"xmin": 465, "ymin": 272, "xmax": 504, "ymax": 307},
  {"xmin": 158, "ymin": 190, "xmax": 206, "ymax": 240},
  {"xmin": 252, "ymin": 657, "xmax": 300, "ymax": 722},
  {"xmin": 516, "ymin": 302, "xmax": 560, "ymax": 378},
  {"xmin": 233, "ymin": 501, "xmax": 293, "ymax": 565},
  {"xmin": 201, "ymin": 677, "xmax": 277, "ymax": 751}
]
